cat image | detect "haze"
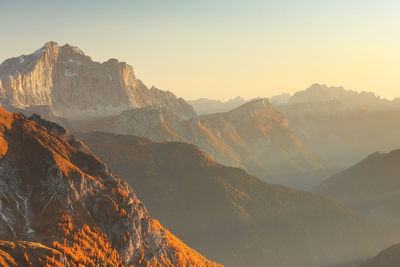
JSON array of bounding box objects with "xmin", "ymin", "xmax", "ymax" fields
[{"xmin": 1, "ymin": 0, "xmax": 400, "ymax": 100}]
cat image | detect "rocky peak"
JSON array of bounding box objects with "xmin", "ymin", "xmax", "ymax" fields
[{"xmin": 0, "ymin": 42, "xmax": 196, "ymax": 120}]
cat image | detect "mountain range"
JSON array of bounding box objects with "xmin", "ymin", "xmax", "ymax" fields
[
  {"xmin": 0, "ymin": 107, "xmax": 218, "ymax": 266},
  {"xmin": 78, "ymin": 131, "xmax": 378, "ymax": 267},
  {"xmin": 0, "ymin": 42, "xmax": 328, "ymax": 186},
  {"xmin": 66, "ymin": 98, "xmax": 327, "ymax": 186},
  {"xmin": 2, "ymin": 41, "xmax": 400, "ymax": 266},
  {"xmin": 184, "ymin": 84, "xmax": 400, "ymax": 169},
  {"xmin": 287, "ymin": 84, "xmax": 400, "ymax": 109},
  {"xmin": 272, "ymin": 84, "xmax": 400, "ymax": 167}
]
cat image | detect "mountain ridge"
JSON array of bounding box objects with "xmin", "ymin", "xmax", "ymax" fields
[
  {"xmin": 78, "ymin": 130, "xmax": 378, "ymax": 267},
  {"xmin": 0, "ymin": 106, "xmax": 219, "ymax": 266},
  {"xmin": 67, "ymin": 98, "xmax": 327, "ymax": 183}
]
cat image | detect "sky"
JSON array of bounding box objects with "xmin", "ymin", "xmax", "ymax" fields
[{"xmin": 0, "ymin": 0, "xmax": 400, "ymax": 101}]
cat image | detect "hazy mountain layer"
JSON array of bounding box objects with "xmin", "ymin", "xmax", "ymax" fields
[
  {"xmin": 316, "ymin": 149, "xmax": 400, "ymax": 241},
  {"xmin": 79, "ymin": 131, "xmax": 378, "ymax": 267},
  {"xmin": 275, "ymin": 100, "xmax": 400, "ymax": 167},
  {"xmin": 187, "ymin": 96, "xmax": 248, "ymax": 115},
  {"xmin": 69, "ymin": 99, "xmax": 327, "ymax": 182},
  {"xmin": 288, "ymin": 83, "xmax": 400, "ymax": 109},
  {"xmin": 0, "ymin": 107, "xmax": 219, "ymax": 266},
  {"xmin": 0, "ymin": 42, "xmax": 195, "ymax": 120}
]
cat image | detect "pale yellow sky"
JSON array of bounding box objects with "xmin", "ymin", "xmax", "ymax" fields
[{"xmin": 1, "ymin": 0, "xmax": 400, "ymax": 100}]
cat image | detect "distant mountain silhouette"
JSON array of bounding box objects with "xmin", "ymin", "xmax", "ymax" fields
[
  {"xmin": 288, "ymin": 83, "xmax": 400, "ymax": 109},
  {"xmin": 276, "ymin": 100, "xmax": 400, "ymax": 167},
  {"xmin": 187, "ymin": 96, "xmax": 248, "ymax": 115}
]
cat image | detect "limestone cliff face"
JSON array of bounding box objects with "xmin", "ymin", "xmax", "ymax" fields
[
  {"xmin": 0, "ymin": 42, "xmax": 195, "ymax": 120},
  {"xmin": 0, "ymin": 107, "xmax": 219, "ymax": 266}
]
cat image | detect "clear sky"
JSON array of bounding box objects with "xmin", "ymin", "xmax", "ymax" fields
[{"xmin": 1, "ymin": 0, "xmax": 399, "ymax": 100}]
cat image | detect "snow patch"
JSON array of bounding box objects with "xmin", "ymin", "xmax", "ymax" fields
[{"xmin": 18, "ymin": 56, "xmax": 25, "ymax": 64}]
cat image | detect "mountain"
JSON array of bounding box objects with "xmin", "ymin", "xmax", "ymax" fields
[
  {"xmin": 67, "ymin": 99, "xmax": 327, "ymax": 187},
  {"xmin": 0, "ymin": 41, "xmax": 196, "ymax": 120},
  {"xmin": 315, "ymin": 149, "xmax": 400, "ymax": 240},
  {"xmin": 275, "ymin": 100, "xmax": 400, "ymax": 167},
  {"xmin": 0, "ymin": 107, "xmax": 219, "ymax": 266},
  {"xmin": 0, "ymin": 43, "xmax": 328, "ymax": 187},
  {"xmin": 78, "ymin": 131, "xmax": 378, "ymax": 267},
  {"xmin": 187, "ymin": 96, "xmax": 248, "ymax": 115},
  {"xmin": 269, "ymin": 93, "xmax": 291, "ymax": 105},
  {"xmin": 272, "ymin": 84, "xmax": 400, "ymax": 167},
  {"xmin": 359, "ymin": 243, "xmax": 400, "ymax": 267},
  {"xmin": 288, "ymin": 83, "xmax": 400, "ymax": 109}
]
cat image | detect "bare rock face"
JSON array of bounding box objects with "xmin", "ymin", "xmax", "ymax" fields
[
  {"xmin": 0, "ymin": 42, "xmax": 195, "ymax": 120},
  {"xmin": 0, "ymin": 107, "xmax": 219, "ymax": 266}
]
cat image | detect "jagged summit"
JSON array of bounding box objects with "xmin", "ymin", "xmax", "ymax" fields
[
  {"xmin": 0, "ymin": 42, "xmax": 196, "ymax": 120},
  {"xmin": 288, "ymin": 83, "xmax": 394, "ymax": 108}
]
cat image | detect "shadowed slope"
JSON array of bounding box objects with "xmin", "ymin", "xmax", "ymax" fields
[
  {"xmin": 80, "ymin": 131, "xmax": 377, "ymax": 267},
  {"xmin": 316, "ymin": 149, "xmax": 400, "ymax": 244},
  {"xmin": 359, "ymin": 243, "xmax": 400, "ymax": 267}
]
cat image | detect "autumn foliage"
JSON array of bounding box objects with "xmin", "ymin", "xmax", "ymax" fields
[
  {"xmin": 152, "ymin": 220, "xmax": 222, "ymax": 267},
  {"xmin": 38, "ymin": 214, "xmax": 125, "ymax": 267}
]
